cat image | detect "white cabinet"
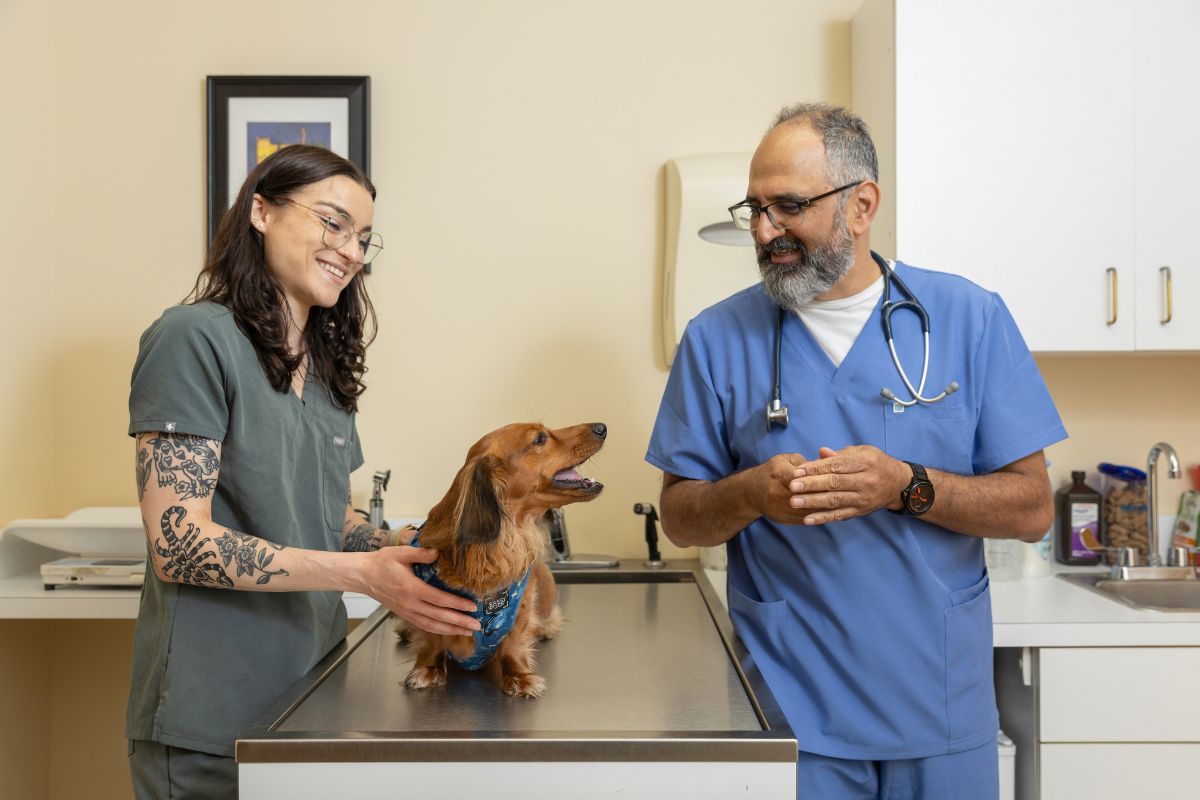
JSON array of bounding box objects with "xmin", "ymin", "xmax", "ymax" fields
[
  {"xmin": 1039, "ymin": 647, "xmax": 1200, "ymax": 742},
  {"xmin": 851, "ymin": 0, "xmax": 1200, "ymax": 352},
  {"xmin": 1041, "ymin": 744, "xmax": 1200, "ymax": 796},
  {"xmin": 1133, "ymin": 0, "xmax": 1200, "ymax": 350},
  {"xmin": 996, "ymin": 647, "xmax": 1200, "ymax": 800}
]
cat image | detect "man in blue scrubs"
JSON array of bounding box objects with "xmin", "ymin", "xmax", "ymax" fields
[{"xmin": 646, "ymin": 103, "xmax": 1066, "ymax": 799}]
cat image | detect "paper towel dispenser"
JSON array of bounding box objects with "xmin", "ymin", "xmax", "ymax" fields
[{"xmin": 661, "ymin": 153, "xmax": 758, "ymax": 366}]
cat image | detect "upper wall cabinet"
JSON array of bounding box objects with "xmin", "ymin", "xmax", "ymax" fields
[{"xmin": 852, "ymin": 0, "xmax": 1200, "ymax": 352}]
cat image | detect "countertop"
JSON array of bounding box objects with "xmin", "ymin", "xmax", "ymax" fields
[
  {"xmin": 700, "ymin": 566, "xmax": 1200, "ymax": 648},
  {"xmin": 4, "ymin": 552, "xmax": 1200, "ymax": 647}
]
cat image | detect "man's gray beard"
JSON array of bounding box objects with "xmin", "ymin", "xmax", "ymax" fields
[{"xmin": 758, "ymin": 216, "xmax": 855, "ymax": 311}]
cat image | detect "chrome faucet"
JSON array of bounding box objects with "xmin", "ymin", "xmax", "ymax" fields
[{"xmin": 1146, "ymin": 442, "xmax": 1180, "ymax": 568}]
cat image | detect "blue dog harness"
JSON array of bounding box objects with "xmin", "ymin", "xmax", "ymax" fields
[{"xmin": 408, "ymin": 529, "xmax": 532, "ymax": 670}]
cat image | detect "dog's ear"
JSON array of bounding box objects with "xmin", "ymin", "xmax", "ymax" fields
[{"xmin": 457, "ymin": 455, "xmax": 504, "ymax": 549}]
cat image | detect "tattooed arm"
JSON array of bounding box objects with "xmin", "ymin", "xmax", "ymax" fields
[
  {"xmin": 135, "ymin": 431, "xmax": 480, "ymax": 635},
  {"xmin": 341, "ymin": 502, "xmax": 387, "ymax": 552},
  {"xmin": 338, "ymin": 490, "xmax": 390, "ymax": 552}
]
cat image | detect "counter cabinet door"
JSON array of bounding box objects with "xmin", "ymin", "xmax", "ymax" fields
[
  {"xmin": 1041, "ymin": 743, "xmax": 1200, "ymax": 798},
  {"xmin": 1038, "ymin": 646, "xmax": 1200, "ymax": 742},
  {"xmin": 861, "ymin": 0, "xmax": 1139, "ymax": 352},
  {"xmin": 1133, "ymin": 0, "xmax": 1200, "ymax": 351}
]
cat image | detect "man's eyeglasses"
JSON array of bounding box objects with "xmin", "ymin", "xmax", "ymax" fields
[
  {"xmin": 728, "ymin": 181, "xmax": 862, "ymax": 232},
  {"xmin": 282, "ymin": 198, "xmax": 384, "ymax": 266}
]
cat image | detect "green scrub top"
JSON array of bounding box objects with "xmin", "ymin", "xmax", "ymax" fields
[{"xmin": 126, "ymin": 302, "xmax": 364, "ymax": 757}]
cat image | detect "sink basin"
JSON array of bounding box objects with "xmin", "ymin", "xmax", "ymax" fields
[{"xmin": 1059, "ymin": 573, "xmax": 1200, "ymax": 612}]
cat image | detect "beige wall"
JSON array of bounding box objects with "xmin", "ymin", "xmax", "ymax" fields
[
  {"xmin": 5, "ymin": 1, "xmax": 858, "ymax": 797},
  {"xmin": 43, "ymin": 0, "xmax": 858, "ymax": 560},
  {"xmin": 5, "ymin": 2, "xmax": 1199, "ymax": 798},
  {"xmin": 1040, "ymin": 355, "xmax": 1200, "ymax": 497},
  {"xmin": 2, "ymin": 0, "xmax": 55, "ymax": 526},
  {"xmin": 1, "ymin": 1, "xmax": 56, "ymax": 797}
]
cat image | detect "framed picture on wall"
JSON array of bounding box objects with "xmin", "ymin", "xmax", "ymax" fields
[{"xmin": 206, "ymin": 75, "xmax": 371, "ymax": 245}]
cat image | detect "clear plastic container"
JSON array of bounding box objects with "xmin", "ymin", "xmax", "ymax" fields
[
  {"xmin": 1098, "ymin": 462, "xmax": 1149, "ymax": 564},
  {"xmin": 1021, "ymin": 529, "xmax": 1053, "ymax": 577},
  {"xmin": 985, "ymin": 537, "xmax": 1024, "ymax": 581}
]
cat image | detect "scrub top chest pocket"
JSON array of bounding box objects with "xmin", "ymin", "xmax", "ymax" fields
[
  {"xmin": 322, "ymin": 433, "xmax": 352, "ymax": 533},
  {"xmin": 882, "ymin": 400, "xmax": 974, "ymax": 476}
]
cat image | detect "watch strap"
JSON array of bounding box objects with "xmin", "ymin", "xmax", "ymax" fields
[{"xmin": 888, "ymin": 461, "xmax": 932, "ymax": 516}]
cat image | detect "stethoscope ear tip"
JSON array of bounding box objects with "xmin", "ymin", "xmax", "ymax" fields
[
  {"xmin": 945, "ymin": 381, "xmax": 960, "ymax": 395},
  {"xmin": 880, "ymin": 388, "xmax": 896, "ymax": 401}
]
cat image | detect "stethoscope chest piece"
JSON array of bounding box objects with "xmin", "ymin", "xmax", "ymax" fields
[{"xmin": 766, "ymin": 398, "xmax": 789, "ymax": 430}]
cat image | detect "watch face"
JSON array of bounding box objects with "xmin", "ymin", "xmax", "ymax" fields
[{"xmin": 906, "ymin": 482, "xmax": 935, "ymax": 515}]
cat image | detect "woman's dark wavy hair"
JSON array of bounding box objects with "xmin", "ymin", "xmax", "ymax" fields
[{"xmin": 188, "ymin": 145, "xmax": 377, "ymax": 412}]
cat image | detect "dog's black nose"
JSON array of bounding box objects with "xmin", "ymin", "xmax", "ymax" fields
[{"xmin": 592, "ymin": 423, "xmax": 607, "ymax": 440}]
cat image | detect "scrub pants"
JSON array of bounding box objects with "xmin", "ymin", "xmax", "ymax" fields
[
  {"xmin": 796, "ymin": 739, "xmax": 999, "ymax": 800},
  {"xmin": 128, "ymin": 739, "xmax": 237, "ymax": 799}
]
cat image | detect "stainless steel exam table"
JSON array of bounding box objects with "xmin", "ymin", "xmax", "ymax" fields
[{"xmin": 237, "ymin": 561, "xmax": 797, "ymax": 799}]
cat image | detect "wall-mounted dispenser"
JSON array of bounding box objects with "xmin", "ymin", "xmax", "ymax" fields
[{"xmin": 661, "ymin": 153, "xmax": 758, "ymax": 366}]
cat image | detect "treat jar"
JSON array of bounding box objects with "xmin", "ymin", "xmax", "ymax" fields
[{"xmin": 1098, "ymin": 463, "xmax": 1149, "ymax": 563}]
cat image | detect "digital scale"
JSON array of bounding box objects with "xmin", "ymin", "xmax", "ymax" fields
[{"xmin": 41, "ymin": 557, "xmax": 146, "ymax": 589}]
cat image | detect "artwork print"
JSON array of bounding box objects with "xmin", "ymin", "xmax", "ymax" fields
[{"xmin": 245, "ymin": 122, "xmax": 333, "ymax": 171}]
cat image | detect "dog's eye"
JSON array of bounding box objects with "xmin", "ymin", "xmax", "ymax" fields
[{"xmin": 532, "ymin": 432, "xmax": 547, "ymax": 446}]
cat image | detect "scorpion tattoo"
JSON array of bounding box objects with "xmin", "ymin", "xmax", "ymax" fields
[
  {"xmin": 154, "ymin": 506, "xmax": 234, "ymax": 588},
  {"xmin": 154, "ymin": 507, "xmax": 289, "ymax": 588}
]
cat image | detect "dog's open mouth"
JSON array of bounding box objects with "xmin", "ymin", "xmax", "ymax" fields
[{"xmin": 552, "ymin": 466, "xmax": 603, "ymax": 493}]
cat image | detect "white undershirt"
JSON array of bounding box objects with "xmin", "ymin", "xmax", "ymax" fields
[{"xmin": 794, "ymin": 274, "xmax": 885, "ymax": 367}]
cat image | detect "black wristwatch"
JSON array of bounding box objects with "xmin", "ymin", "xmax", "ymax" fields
[{"xmin": 894, "ymin": 461, "xmax": 935, "ymax": 516}]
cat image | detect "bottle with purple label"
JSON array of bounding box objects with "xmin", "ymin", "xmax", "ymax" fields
[{"xmin": 1055, "ymin": 471, "xmax": 1103, "ymax": 565}]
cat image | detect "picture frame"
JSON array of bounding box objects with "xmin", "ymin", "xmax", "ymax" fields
[{"xmin": 206, "ymin": 76, "xmax": 371, "ymax": 244}]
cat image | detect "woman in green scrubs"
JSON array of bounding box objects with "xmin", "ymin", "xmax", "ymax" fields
[{"xmin": 125, "ymin": 145, "xmax": 479, "ymax": 799}]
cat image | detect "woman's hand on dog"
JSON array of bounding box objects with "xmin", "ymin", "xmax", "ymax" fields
[{"xmin": 357, "ymin": 546, "xmax": 481, "ymax": 637}]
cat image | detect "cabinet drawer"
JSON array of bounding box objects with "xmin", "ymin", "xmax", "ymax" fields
[
  {"xmin": 1041, "ymin": 744, "xmax": 1200, "ymax": 796},
  {"xmin": 1040, "ymin": 647, "xmax": 1200, "ymax": 741}
]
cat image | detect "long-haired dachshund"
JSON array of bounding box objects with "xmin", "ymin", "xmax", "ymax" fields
[{"xmin": 400, "ymin": 421, "xmax": 606, "ymax": 698}]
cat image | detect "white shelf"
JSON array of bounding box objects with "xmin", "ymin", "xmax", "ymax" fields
[
  {"xmin": 0, "ymin": 569, "xmax": 382, "ymax": 621},
  {"xmin": 702, "ymin": 568, "xmax": 1200, "ymax": 648},
  {"xmin": 0, "ymin": 507, "xmax": 388, "ymax": 620},
  {"xmin": 989, "ymin": 572, "xmax": 1200, "ymax": 647},
  {"xmin": 0, "ymin": 570, "xmax": 141, "ymax": 619},
  {"xmin": 8, "ymin": 561, "xmax": 1200, "ymax": 646}
]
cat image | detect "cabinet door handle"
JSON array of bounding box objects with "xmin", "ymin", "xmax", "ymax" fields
[
  {"xmin": 1106, "ymin": 267, "xmax": 1118, "ymax": 326},
  {"xmin": 1160, "ymin": 266, "xmax": 1173, "ymax": 325}
]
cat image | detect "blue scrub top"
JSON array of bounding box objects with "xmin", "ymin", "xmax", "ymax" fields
[{"xmin": 646, "ymin": 262, "xmax": 1067, "ymax": 761}]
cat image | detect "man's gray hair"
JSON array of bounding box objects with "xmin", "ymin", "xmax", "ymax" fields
[{"xmin": 769, "ymin": 103, "xmax": 879, "ymax": 187}]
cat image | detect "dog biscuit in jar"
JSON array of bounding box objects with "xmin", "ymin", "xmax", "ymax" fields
[{"xmin": 1098, "ymin": 463, "xmax": 1149, "ymax": 564}]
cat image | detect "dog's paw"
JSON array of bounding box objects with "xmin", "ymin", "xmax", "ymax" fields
[
  {"xmin": 404, "ymin": 665, "xmax": 446, "ymax": 690},
  {"xmin": 534, "ymin": 606, "xmax": 564, "ymax": 641},
  {"xmin": 502, "ymin": 672, "xmax": 547, "ymax": 699}
]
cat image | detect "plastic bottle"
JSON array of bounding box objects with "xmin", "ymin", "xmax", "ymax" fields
[{"xmin": 1055, "ymin": 471, "xmax": 1103, "ymax": 565}]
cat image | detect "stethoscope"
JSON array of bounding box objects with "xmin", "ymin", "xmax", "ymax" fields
[{"xmin": 766, "ymin": 251, "xmax": 960, "ymax": 430}]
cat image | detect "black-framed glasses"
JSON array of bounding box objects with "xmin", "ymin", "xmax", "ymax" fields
[
  {"xmin": 728, "ymin": 181, "xmax": 862, "ymax": 232},
  {"xmin": 282, "ymin": 198, "xmax": 384, "ymax": 266}
]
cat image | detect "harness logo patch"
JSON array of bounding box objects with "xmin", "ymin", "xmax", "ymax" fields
[
  {"xmin": 164, "ymin": 421, "xmax": 177, "ymax": 432},
  {"xmin": 483, "ymin": 592, "xmax": 510, "ymax": 615}
]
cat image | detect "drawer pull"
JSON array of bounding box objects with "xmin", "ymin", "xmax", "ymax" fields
[
  {"xmin": 1106, "ymin": 267, "xmax": 1118, "ymax": 326},
  {"xmin": 1161, "ymin": 266, "xmax": 1173, "ymax": 325}
]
